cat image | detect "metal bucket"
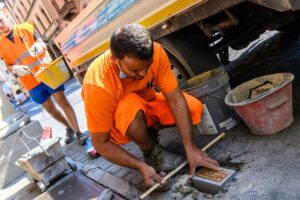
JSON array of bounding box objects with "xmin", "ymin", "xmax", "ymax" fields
[
  {"xmin": 182, "ymin": 68, "xmax": 239, "ymax": 135},
  {"xmin": 225, "ymin": 73, "xmax": 294, "ymax": 135}
]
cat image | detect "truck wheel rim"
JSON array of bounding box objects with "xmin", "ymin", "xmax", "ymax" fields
[{"xmin": 166, "ymin": 50, "xmax": 191, "ymax": 85}]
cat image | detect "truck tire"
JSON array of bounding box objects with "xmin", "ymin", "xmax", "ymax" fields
[{"xmin": 157, "ymin": 25, "xmax": 221, "ymax": 85}]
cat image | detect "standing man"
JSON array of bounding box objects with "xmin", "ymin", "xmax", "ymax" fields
[
  {"xmin": 0, "ymin": 12, "xmax": 87, "ymax": 145},
  {"xmin": 82, "ymin": 24, "xmax": 220, "ymax": 187}
]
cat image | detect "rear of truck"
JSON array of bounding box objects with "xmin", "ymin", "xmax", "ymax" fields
[{"xmin": 54, "ymin": 0, "xmax": 300, "ymax": 84}]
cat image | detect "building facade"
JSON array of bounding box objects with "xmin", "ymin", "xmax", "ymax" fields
[{"xmin": 5, "ymin": 0, "xmax": 91, "ymax": 57}]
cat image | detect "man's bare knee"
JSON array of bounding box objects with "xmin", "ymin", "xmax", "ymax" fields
[
  {"xmin": 126, "ymin": 110, "xmax": 153, "ymax": 150},
  {"xmin": 127, "ymin": 110, "xmax": 146, "ymax": 136},
  {"xmin": 135, "ymin": 110, "xmax": 145, "ymax": 121}
]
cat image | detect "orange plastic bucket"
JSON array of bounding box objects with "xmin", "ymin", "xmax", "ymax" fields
[
  {"xmin": 35, "ymin": 57, "xmax": 70, "ymax": 89},
  {"xmin": 225, "ymin": 73, "xmax": 294, "ymax": 135}
]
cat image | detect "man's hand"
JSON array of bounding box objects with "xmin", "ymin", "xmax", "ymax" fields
[
  {"xmin": 12, "ymin": 65, "xmax": 31, "ymax": 77},
  {"xmin": 138, "ymin": 163, "xmax": 164, "ymax": 187},
  {"xmin": 186, "ymin": 146, "xmax": 220, "ymax": 176},
  {"xmin": 29, "ymin": 41, "xmax": 46, "ymax": 56}
]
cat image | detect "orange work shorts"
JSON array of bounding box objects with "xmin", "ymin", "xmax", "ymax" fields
[{"xmin": 109, "ymin": 92, "xmax": 203, "ymax": 144}]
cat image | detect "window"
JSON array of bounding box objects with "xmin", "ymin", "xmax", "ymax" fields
[
  {"xmin": 33, "ymin": 22, "xmax": 42, "ymax": 36},
  {"xmin": 41, "ymin": 8, "xmax": 51, "ymax": 25},
  {"xmin": 6, "ymin": 1, "xmax": 12, "ymax": 10},
  {"xmin": 17, "ymin": 8, "xmax": 25, "ymax": 21},
  {"xmin": 20, "ymin": 1, "xmax": 28, "ymax": 13},
  {"xmin": 15, "ymin": 15, "xmax": 21, "ymax": 23},
  {"xmin": 36, "ymin": 15, "xmax": 46, "ymax": 32}
]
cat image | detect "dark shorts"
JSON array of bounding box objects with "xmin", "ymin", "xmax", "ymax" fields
[{"xmin": 29, "ymin": 83, "xmax": 65, "ymax": 104}]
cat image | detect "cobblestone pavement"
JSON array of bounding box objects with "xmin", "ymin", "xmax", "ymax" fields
[{"xmin": 5, "ymin": 30, "xmax": 300, "ymax": 200}]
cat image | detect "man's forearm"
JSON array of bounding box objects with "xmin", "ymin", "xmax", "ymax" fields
[
  {"xmin": 165, "ymin": 89, "xmax": 221, "ymax": 172},
  {"xmin": 167, "ymin": 90, "xmax": 197, "ymax": 149},
  {"xmin": 95, "ymin": 140, "xmax": 145, "ymax": 170}
]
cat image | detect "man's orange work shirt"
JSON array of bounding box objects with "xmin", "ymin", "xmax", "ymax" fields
[{"xmin": 82, "ymin": 43, "xmax": 178, "ymax": 134}]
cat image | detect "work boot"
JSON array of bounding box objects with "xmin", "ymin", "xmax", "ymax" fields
[
  {"xmin": 143, "ymin": 145, "xmax": 185, "ymax": 172},
  {"xmin": 76, "ymin": 132, "xmax": 88, "ymax": 146},
  {"xmin": 65, "ymin": 128, "xmax": 75, "ymax": 145}
]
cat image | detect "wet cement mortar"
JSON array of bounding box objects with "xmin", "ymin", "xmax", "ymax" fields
[{"xmin": 151, "ymin": 30, "xmax": 300, "ymax": 200}]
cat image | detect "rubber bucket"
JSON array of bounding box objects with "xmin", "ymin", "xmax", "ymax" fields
[
  {"xmin": 182, "ymin": 68, "xmax": 239, "ymax": 135},
  {"xmin": 225, "ymin": 73, "xmax": 294, "ymax": 135},
  {"xmin": 35, "ymin": 56, "xmax": 70, "ymax": 89}
]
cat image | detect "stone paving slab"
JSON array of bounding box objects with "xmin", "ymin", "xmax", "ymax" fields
[
  {"xmin": 34, "ymin": 172, "xmax": 126, "ymax": 200},
  {"xmin": 63, "ymin": 140, "xmax": 144, "ymax": 194},
  {"xmin": 80, "ymin": 163, "xmax": 140, "ymax": 199}
]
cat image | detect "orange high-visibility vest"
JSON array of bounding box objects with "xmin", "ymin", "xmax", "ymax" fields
[{"xmin": 0, "ymin": 22, "xmax": 52, "ymax": 91}]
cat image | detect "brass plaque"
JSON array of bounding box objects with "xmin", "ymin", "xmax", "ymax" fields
[{"xmin": 197, "ymin": 168, "xmax": 229, "ymax": 182}]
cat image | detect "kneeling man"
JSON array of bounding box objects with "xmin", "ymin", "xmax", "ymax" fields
[{"xmin": 82, "ymin": 24, "xmax": 219, "ymax": 187}]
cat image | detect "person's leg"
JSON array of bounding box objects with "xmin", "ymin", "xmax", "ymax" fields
[
  {"xmin": 42, "ymin": 96, "xmax": 77, "ymax": 144},
  {"xmin": 42, "ymin": 96, "xmax": 72, "ymax": 128},
  {"xmin": 147, "ymin": 92, "xmax": 203, "ymax": 127},
  {"xmin": 111, "ymin": 93, "xmax": 148, "ymax": 145},
  {"xmin": 52, "ymin": 90, "xmax": 79, "ymax": 132},
  {"xmin": 52, "ymin": 90, "xmax": 87, "ymax": 145},
  {"xmin": 30, "ymin": 83, "xmax": 85, "ymax": 145},
  {"xmin": 126, "ymin": 109, "xmax": 184, "ymax": 172},
  {"xmin": 138, "ymin": 92, "xmax": 202, "ymax": 145},
  {"xmin": 115, "ymin": 93, "xmax": 184, "ymax": 172},
  {"xmin": 126, "ymin": 110, "xmax": 154, "ymax": 151},
  {"xmin": 29, "ymin": 83, "xmax": 72, "ymax": 129}
]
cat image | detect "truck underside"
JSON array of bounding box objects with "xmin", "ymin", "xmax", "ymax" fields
[
  {"xmin": 150, "ymin": 1, "xmax": 300, "ymax": 84},
  {"xmin": 54, "ymin": 0, "xmax": 300, "ymax": 84}
]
